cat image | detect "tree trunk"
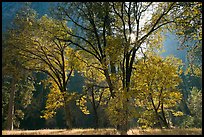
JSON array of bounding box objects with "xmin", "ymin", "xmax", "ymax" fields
[
  {"xmin": 93, "ymin": 109, "xmax": 99, "ymax": 129},
  {"xmin": 91, "ymin": 86, "xmax": 99, "ymax": 129},
  {"xmin": 156, "ymin": 114, "xmax": 163, "ymax": 129},
  {"xmin": 63, "ymin": 100, "xmax": 72, "ymax": 129},
  {"xmin": 122, "ymin": 99, "xmax": 129, "ymax": 135},
  {"xmin": 117, "ymin": 125, "xmax": 128, "ymax": 135},
  {"xmin": 117, "ymin": 124, "xmax": 127, "ymax": 135},
  {"xmin": 116, "ymin": 97, "xmax": 129, "ymax": 135},
  {"xmin": 104, "ymin": 69, "xmax": 115, "ymax": 98},
  {"xmin": 161, "ymin": 103, "xmax": 169, "ymax": 128},
  {"xmin": 6, "ymin": 77, "xmax": 16, "ymax": 130},
  {"xmin": 110, "ymin": 61, "xmax": 116, "ymax": 73}
]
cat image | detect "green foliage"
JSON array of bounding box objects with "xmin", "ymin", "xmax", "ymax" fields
[
  {"xmin": 180, "ymin": 115, "xmax": 195, "ymax": 128},
  {"xmin": 170, "ymin": 87, "xmax": 202, "ymax": 128},
  {"xmin": 182, "ymin": 87, "xmax": 202, "ymax": 128},
  {"xmin": 2, "ymin": 24, "xmax": 35, "ymax": 129},
  {"xmin": 2, "ymin": 75, "xmax": 35, "ymax": 129}
]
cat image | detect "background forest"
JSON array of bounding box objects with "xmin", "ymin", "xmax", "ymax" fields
[{"xmin": 2, "ymin": 2, "xmax": 202, "ymax": 134}]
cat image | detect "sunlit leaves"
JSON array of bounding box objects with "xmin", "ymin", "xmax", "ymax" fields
[
  {"xmin": 4, "ymin": 2, "xmax": 202, "ymax": 130},
  {"xmin": 8, "ymin": 6, "xmax": 85, "ymax": 124},
  {"xmin": 172, "ymin": 111, "xmax": 183, "ymax": 117},
  {"xmin": 41, "ymin": 78, "xmax": 78, "ymax": 119},
  {"xmin": 131, "ymin": 53, "xmax": 183, "ymax": 127},
  {"xmin": 76, "ymin": 95, "xmax": 90, "ymax": 115},
  {"xmin": 41, "ymin": 82, "xmax": 64, "ymax": 119}
]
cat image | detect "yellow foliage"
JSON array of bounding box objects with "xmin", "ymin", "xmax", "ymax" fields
[
  {"xmin": 131, "ymin": 53, "xmax": 183, "ymax": 127},
  {"xmin": 76, "ymin": 95, "xmax": 90, "ymax": 115},
  {"xmin": 172, "ymin": 111, "xmax": 184, "ymax": 117},
  {"xmin": 41, "ymin": 87, "xmax": 64, "ymax": 119}
]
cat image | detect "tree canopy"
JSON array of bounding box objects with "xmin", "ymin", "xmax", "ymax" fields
[{"xmin": 2, "ymin": 2, "xmax": 202, "ymax": 134}]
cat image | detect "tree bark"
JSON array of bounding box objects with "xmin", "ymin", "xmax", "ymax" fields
[
  {"xmin": 103, "ymin": 69, "xmax": 115, "ymax": 98},
  {"xmin": 6, "ymin": 77, "xmax": 16, "ymax": 130},
  {"xmin": 90, "ymin": 86, "xmax": 99, "ymax": 129},
  {"xmin": 93, "ymin": 108, "xmax": 99, "ymax": 129},
  {"xmin": 64, "ymin": 102, "xmax": 72, "ymax": 129},
  {"xmin": 161, "ymin": 103, "xmax": 169, "ymax": 128}
]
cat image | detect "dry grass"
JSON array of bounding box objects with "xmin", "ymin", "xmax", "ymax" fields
[
  {"xmin": 2, "ymin": 128, "xmax": 119, "ymax": 135},
  {"xmin": 127, "ymin": 128, "xmax": 202, "ymax": 135},
  {"xmin": 2, "ymin": 128, "xmax": 202, "ymax": 135}
]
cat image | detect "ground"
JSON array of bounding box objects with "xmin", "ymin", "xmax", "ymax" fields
[{"xmin": 2, "ymin": 128, "xmax": 202, "ymax": 135}]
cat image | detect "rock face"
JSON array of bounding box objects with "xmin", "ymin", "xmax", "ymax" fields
[
  {"xmin": 2, "ymin": 2, "xmax": 22, "ymax": 32},
  {"xmin": 2, "ymin": 2, "xmax": 54, "ymax": 32},
  {"xmin": 160, "ymin": 33, "xmax": 187, "ymax": 63}
]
